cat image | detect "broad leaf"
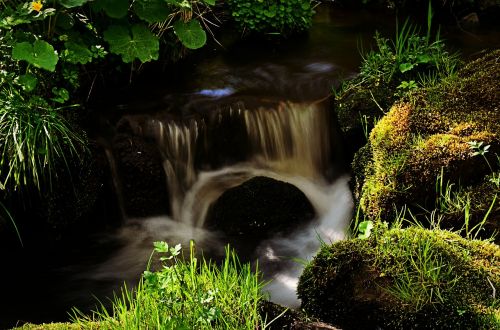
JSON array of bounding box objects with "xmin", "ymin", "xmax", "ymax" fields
[
  {"xmin": 17, "ymin": 74, "xmax": 38, "ymax": 92},
  {"xmin": 399, "ymin": 62, "xmax": 414, "ymax": 73},
  {"xmin": 12, "ymin": 40, "xmax": 58, "ymax": 71},
  {"xmin": 173, "ymin": 19, "xmax": 206, "ymax": 50},
  {"xmin": 59, "ymin": 0, "xmax": 89, "ymax": 8},
  {"xmin": 203, "ymin": 0, "xmax": 216, "ymax": 5},
  {"xmin": 103, "ymin": 24, "xmax": 159, "ymax": 63},
  {"xmin": 133, "ymin": 0, "xmax": 170, "ymax": 23},
  {"xmin": 64, "ymin": 41, "xmax": 93, "ymax": 64}
]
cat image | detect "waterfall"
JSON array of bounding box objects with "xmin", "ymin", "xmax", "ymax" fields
[
  {"xmin": 153, "ymin": 119, "xmax": 203, "ymax": 220},
  {"xmin": 103, "ymin": 100, "xmax": 352, "ymax": 308},
  {"xmin": 243, "ymin": 102, "xmax": 331, "ymax": 179}
]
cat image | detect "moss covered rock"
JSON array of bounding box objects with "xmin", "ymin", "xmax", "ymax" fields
[
  {"xmin": 354, "ymin": 50, "xmax": 500, "ymax": 232},
  {"xmin": 297, "ymin": 226, "xmax": 500, "ymax": 330}
]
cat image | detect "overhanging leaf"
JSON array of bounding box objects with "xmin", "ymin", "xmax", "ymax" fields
[
  {"xmin": 132, "ymin": 0, "xmax": 170, "ymax": 23},
  {"xmin": 12, "ymin": 40, "xmax": 59, "ymax": 72},
  {"xmin": 58, "ymin": 0, "xmax": 89, "ymax": 8},
  {"xmin": 173, "ymin": 19, "xmax": 206, "ymax": 50},
  {"xmin": 103, "ymin": 24, "xmax": 159, "ymax": 63},
  {"xmin": 64, "ymin": 41, "xmax": 93, "ymax": 64}
]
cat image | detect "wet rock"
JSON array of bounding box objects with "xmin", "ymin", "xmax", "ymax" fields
[
  {"xmin": 112, "ymin": 128, "xmax": 170, "ymax": 218},
  {"xmin": 298, "ymin": 226, "xmax": 500, "ymax": 330},
  {"xmin": 206, "ymin": 176, "xmax": 315, "ymax": 246},
  {"xmin": 258, "ymin": 300, "xmax": 340, "ymax": 330}
]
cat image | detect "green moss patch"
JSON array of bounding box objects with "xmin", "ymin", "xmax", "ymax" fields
[{"xmin": 298, "ymin": 226, "xmax": 500, "ymax": 330}]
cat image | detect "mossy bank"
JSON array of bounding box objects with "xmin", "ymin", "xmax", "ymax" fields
[
  {"xmin": 298, "ymin": 226, "xmax": 500, "ymax": 329},
  {"xmin": 352, "ymin": 49, "xmax": 500, "ymax": 236}
]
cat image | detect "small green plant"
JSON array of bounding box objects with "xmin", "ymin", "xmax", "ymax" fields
[
  {"xmin": 74, "ymin": 241, "xmax": 269, "ymax": 329},
  {"xmin": 468, "ymin": 140, "xmax": 493, "ymax": 172},
  {"xmin": 395, "ymin": 80, "xmax": 418, "ymax": 96},
  {"xmin": 468, "ymin": 140, "xmax": 490, "ymax": 157},
  {"xmin": 226, "ymin": 0, "xmax": 315, "ymax": 35},
  {"xmin": 357, "ymin": 220, "xmax": 374, "ymax": 239}
]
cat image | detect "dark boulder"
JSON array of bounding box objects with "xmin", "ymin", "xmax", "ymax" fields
[{"xmin": 206, "ymin": 176, "xmax": 315, "ymax": 249}]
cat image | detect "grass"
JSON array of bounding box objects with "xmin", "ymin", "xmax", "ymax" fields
[
  {"xmin": 0, "ymin": 200, "xmax": 22, "ymax": 246},
  {"xmin": 0, "ymin": 87, "xmax": 87, "ymax": 192},
  {"xmin": 71, "ymin": 241, "xmax": 269, "ymax": 329},
  {"xmin": 380, "ymin": 227, "xmax": 460, "ymax": 311}
]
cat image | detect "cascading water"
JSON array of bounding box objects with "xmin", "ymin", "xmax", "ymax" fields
[{"xmin": 101, "ymin": 100, "xmax": 353, "ymax": 308}]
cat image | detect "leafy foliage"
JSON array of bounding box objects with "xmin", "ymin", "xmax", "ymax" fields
[
  {"xmin": 227, "ymin": 0, "xmax": 315, "ymax": 35},
  {"xmin": 173, "ymin": 19, "xmax": 207, "ymax": 50},
  {"xmin": 73, "ymin": 242, "xmax": 268, "ymax": 329},
  {"xmin": 12, "ymin": 40, "xmax": 59, "ymax": 72}
]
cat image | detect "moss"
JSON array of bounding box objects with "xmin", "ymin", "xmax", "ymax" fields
[
  {"xmin": 297, "ymin": 227, "xmax": 500, "ymax": 330},
  {"xmin": 355, "ymin": 49, "xmax": 500, "ymax": 229},
  {"xmin": 351, "ymin": 143, "xmax": 374, "ymax": 201},
  {"xmin": 335, "ymin": 81, "xmax": 393, "ymax": 136}
]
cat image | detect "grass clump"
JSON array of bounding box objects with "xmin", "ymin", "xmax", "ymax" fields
[
  {"xmin": 72, "ymin": 241, "xmax": 267, "ymax": 329},
  {"xmin": 334, "ymin": 5, "xmax": 459, "ymax": 140},
  {"xmin": 0, "ymin": 88, "xmax": 86, "ymax": 192},
  {"xmin": 298, "ymin": 225, "xmax": 500, "ymax": 330}
]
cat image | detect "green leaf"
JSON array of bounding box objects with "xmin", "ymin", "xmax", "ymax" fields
[
  {"xmin": 358, "ymin": 220, "xmax": 374, "ymax": 239},
  {"xmin": 95, "ymin": 0, "xmax": 129, "ymax": 18},
  {"xmin": 417, "ymin": 54, "xmax": 432, "ymax": 64},
  {"xmin": 12, "ymin": 40, "xmax": 59, "ymax": 72},
  {"xmin": 153, "ymin": 241, "xmax": 168, "ymax": 253},
  {"xmin": 399, "ymin": 62, "xmax": 414, "ymax": 73},
  {"xmin": 203, "ymin": 0, "xmax": 215, "ymax": 5},
  {"xmin": 173, "ymin": 19, "xmax": 207, "ymax": 50},
  {"xmin": 17, "ymin": 74, "xmax": 38, "ymax": 92},
  {"xmin": 59, "ymin": 0, "xmax": 89, "ymax": 8},
  {"xmin": 51, "ymin": 87, "xmax": 69, "ymax": 103},
  {"xmin": 64, "ymin": 41, "xmax": 93, "ymax": 64},
  {"xmin": 132, "ymin": 0, "xmax": 170, "ymax": 23},
  {"xmin": 104, "ymin": 24, "xmax": 159, "ymax": 63}
]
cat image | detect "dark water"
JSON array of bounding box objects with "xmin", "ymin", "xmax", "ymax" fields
[{"xmin": 1, "ymin": 6, "xmax": 498, "ymax": 329}]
